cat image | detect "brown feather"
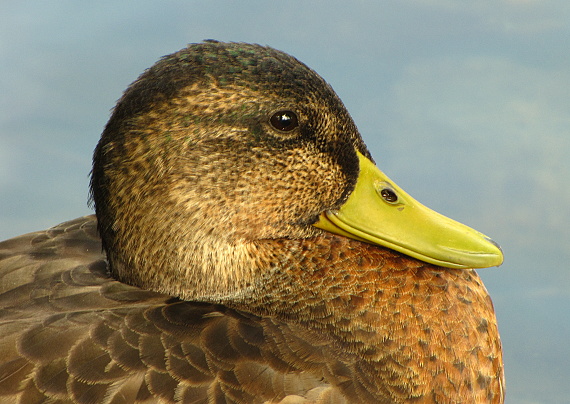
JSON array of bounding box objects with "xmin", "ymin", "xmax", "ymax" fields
[{"xmin": 0, "ymin": 216, "xmax": 503, "ymax": 403}]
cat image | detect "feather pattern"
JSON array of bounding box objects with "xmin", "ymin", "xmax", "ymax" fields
[{"xmin": 0, "ymin": 216, "xmax": 503, "ymax": 403}]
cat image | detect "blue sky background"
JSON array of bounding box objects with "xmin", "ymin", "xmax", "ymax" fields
[{"xmin": 1, "ymin": 2, "xmax": 569, "ymax": 402}]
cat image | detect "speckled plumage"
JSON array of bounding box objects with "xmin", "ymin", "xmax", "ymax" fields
[{"xmin": 0, "ymin": 41, "xmax": 504, "ymax": 403}]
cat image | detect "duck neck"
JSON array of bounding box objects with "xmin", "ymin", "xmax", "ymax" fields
[
  {"xmin": 224, "ymin": 234, "xmax": 504, "ymax": 401},
  {"xmin": 230, "ymin": 234, "xmax": 425, "ymax": 326}
]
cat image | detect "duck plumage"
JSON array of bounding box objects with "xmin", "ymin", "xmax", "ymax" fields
[{"xmin": 0, "ymin": 41, "xmax": 504, "ymax": 403}]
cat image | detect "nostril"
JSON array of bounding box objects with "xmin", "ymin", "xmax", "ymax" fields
[{"xmin": 380, "ymin": 187, "xmax": 398, "ymax": 203}]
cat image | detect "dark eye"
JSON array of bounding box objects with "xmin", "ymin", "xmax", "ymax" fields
[{"xmin": 270, "ymin": 110, "xmax": 299, "ymax": 132}]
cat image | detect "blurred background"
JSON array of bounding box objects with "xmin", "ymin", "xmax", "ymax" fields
[{"xmin": 1, "ymin": 2, "xmax": 568, "ymax": 402}]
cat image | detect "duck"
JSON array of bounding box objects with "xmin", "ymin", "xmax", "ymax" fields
[{"xmin": 0, "ymin": 41, "xmax": 504, "ymax": 403}]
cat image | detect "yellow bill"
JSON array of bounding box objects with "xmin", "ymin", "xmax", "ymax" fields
[{"xmin": 314, "ymin": 151, "xmax": 503, "ymax": 269}]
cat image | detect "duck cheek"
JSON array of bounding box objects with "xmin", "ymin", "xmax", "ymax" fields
[
  {"xmin": 223, "ymin": 181, "xmax": 321, "ymax": 240},
  {"xmin": 312, "ymin": 140, "xmax": 361, "ymax": 207}
]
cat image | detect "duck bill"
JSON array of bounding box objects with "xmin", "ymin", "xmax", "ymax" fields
[{"xmin": 314, "ymin": 151, "xmax": 503, "ymax": 269}]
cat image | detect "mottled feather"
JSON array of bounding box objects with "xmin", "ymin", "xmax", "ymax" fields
[{"xmin": 0, "ymin": 216, "xmax": 503, "ymax": 403}]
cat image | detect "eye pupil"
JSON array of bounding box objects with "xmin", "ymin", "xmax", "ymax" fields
[
  {"xmin": 270, "ymin": 110, "xmax": 299, "ymax": 132},
  {"xmin": 380, "ymin": 188, "xmax": 398, "ymax": 203}
]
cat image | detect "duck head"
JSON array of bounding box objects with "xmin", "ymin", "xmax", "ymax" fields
[{"xmin": 91, "ymin": 41, "xmax": 502, "ymax": 301}]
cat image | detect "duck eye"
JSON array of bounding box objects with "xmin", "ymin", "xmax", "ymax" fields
[{"xmin": 270, "ymin": 110, "xmax": 299, "ymax": 132}]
